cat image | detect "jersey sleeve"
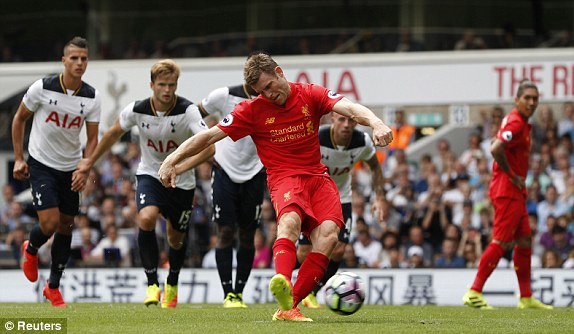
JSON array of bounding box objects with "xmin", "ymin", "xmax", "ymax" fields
[
  {"xmin": 85, "ymin": 90, "xmax": 102, "ymax": 123},
  {"xmin": 360, "ymin": 132, "xmax": 377, "ymax": 161},
  {"xmin": 186, "ymin": 104, "xmax": 209, "ymax": 134},
  {"xmin": 309, "ymin": 84, "xmax": 344, "ymax": 117},
  {"xmin": 216, "ymin": 101, "xmax": 253, "ymax": 141},
  {"xmin": 497, "ymin": 115, "xmax": 523, "ymax": 149},
  {"xmin": 118, "ymin": 102, "xmax": 137, "ymax": 131},
  {"xmin": 21, "ymin": 79, "xmax": 44, "ymax": 112},
  {"xmin": 200, "ymin": 87, "xmax": 228, "ymax": 116}
]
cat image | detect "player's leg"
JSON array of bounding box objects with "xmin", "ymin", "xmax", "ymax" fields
[
  {"xmin": 21, "ymin": 157, "xmax": 61, "ymax": 283},
  {"xmin": 211, "ymin": 166, "xmax": 241, "ymax": 307},
  {"xmin": 161, "ymin": 186, "xmax": 194, "ymax": 308},
  {"xmin": 234, "ymin": 172, "xmax": 266, "ymax": 307},
  {"xmin": 162, "ymin": 226, "xmax": 187, "ymax": 309},
  {"xmin": 513, "ymin": 212, "xmax": 552, "ymax": 309},
  {"xmin": 43, "ymin": 212, "xmax": 74, "ymax": 308},
  {"xmin": 135, "ymin": 175, "xmax": 162, "ymax": 306},
  {"xmin": 303, "ymin": 202, "xmax": 351, "ymax": 308},
  {"xmin": 464, "ymin": 197, "xmax": 515, "ymax": 309}
]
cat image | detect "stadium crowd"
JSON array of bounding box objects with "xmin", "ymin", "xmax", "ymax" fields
[{"xmin": 1, "ymin": 100, "xmax": 573, "ymax": 271}]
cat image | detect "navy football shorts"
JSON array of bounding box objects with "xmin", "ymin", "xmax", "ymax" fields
[
  {"xmin": 211, "ymin": 164, "xmax": 265, "ymax": 231},
  {"xmin": 135, "ymin": 174, "xmax": 195, "ymax": 232},
  {"xmin": 28, "ymin": 156, "xmax": 79, "ymax": 216}
]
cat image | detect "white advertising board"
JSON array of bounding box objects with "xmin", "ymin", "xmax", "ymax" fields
[{"xmin": 1, "ymin": 268, "xmax": 572, "ymax": 308}]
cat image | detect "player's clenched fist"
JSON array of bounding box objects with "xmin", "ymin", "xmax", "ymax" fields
[{"xmin": 372, "ymin": 122, "xmax": 393, "ymax": 147}]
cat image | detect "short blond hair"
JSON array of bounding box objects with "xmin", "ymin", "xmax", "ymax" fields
[
  {"xmin": 244, "ymin": 52, "xmax": 278, "ymax": 86},
  {"xmin": 151, "ymin": 59, "xmax": 180, "ymax": 82}
]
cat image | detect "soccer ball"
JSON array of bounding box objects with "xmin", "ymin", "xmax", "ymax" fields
[{"xmin": 324, "ymin": 271, "xmax": 366, "ymax": 315}]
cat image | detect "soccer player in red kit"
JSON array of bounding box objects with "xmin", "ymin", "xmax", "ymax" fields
[
  {"xmin": 158, "ymin": 52, "xmax": 393, "ymax": 321},
  {"xmin": 463, "ymin": 79, "xmax": 552, "ymax": 310}
]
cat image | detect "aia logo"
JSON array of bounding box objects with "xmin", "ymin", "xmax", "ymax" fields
[
  {"xmin": 147, "ymin": 139, "xmax": 178, "ymax": 153},
  {"xmin": 45, "ymin": 111, "xmax": 82, "ymax": 129}
]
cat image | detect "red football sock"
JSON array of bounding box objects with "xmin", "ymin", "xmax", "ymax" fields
[
  {"xmin": 272, "ymin": 238, "xmax": 297, "ymax": 281},
  {"xmin": 471, "ymin": 242, "xmax": 505, "ymax": 292},
  {"xmin": 513, "ymin": 246, "xmax": 532, "ymax": 298},
  {"xmin": 293, "ymin": 252, "xmax": 329, "ymax": 306}
]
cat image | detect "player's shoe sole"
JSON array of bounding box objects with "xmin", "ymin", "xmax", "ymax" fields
[
  {"xmin": 272, "ymin": 308, "xmax": 312, "ymax": 322},
  {"xmin": 269, "ymin": 274, "xmax": 293, "ymax": 311}
]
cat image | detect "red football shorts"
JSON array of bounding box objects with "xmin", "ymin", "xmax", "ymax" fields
[
  {"xmin": 269, "ymin": 174, "xmax": 344, "ymax": 238},
  {"xmin": 492, "ymin": 197, "xmax": 531, "ymax": 243}
]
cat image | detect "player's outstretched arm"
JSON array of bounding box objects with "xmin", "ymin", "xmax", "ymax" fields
[
  {"xmin": 159, "ymin": 126, "xmax": 227, "ymax": 188},
  {"xmin": 174, "ymin": 144, "xmax": 215, "ymax": 174},
  {"xmin": 332, "ymin": 97, "xmax": 393, "ymax": 147},
  {"xmin": 75, "ymin": 118, "xmax": 126, "ymax": 177}
]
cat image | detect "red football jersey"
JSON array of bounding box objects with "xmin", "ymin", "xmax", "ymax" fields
[
  {"xmin": 217, "ymin": 82, "xmax": 344, "ymax": 187},
  {"xmin": 489, "ymin": 108, "xmax": 531, "ymax": 199}
]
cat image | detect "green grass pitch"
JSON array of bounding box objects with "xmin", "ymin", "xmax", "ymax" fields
[{"xmin": 0, "ymin": 303, "xmax": 572, "ymax": 333}]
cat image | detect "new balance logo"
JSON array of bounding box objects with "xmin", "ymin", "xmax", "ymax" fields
[{"xmin": 265, "ymin": 117, "xmax": 275, "ymax": 124}]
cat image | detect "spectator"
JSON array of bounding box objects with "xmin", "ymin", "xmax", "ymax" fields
[
  {"xmin": 454, "ymin": 30, "xmax": 487, "ymax": 50},
  {"xmin": 377, "ymin": 231, "xmax": 400, "ymax": 268},
  {"xmin": 387, "ymin": 109, "xmax": 416, "ymax": 153},
  {"xmin": 562, "ymin": 249, "xmax": 574, "ymax": 268},
  {"xmin": 406, "ymin": 245, "xmax": 425, "ymax": 268},
  {"xmin": 403, "ymin": 225, "xmax": 433, "ymax": 267},
  {"xmin": 253, "ymin": 228, "xmax": 271, "ymax": 269},
  {"xmin": 340, "ymin": 244, "xmax": 359, "ymax": 269},
  {"xmin": 89, "ymin": 224, "xmax": 131, "ymax": 267},
  {"xmin": 557, "ymin": 101, "xmax": 574, "ymax": 138},
  {"xmin": 458, "ymin": 132, "xmax": 485, "ymax": 179},
  {"xmin": 460, "ymin": 239, "xmax": 482, "ymax": 268},
  {"xmin": 0, "ymin": 184, "xmax": 16, "ymax": 225},
  {"xmin": 536, "ymin": 185, "xmax": 570, "ymax": 233},
  {"xmin": 541, "ymin": 249, "xmax": 562, "ymax": 268},
  {"xmin": 353, "ymin": 228, "xmax": 382, "ymax": 268},
  {"xmin": 434, "ymin": 238, "xmax": 466, "ymax": 268},
  {"xmin": 395, "ymin": 30, "xmax": 425, "ymax": 52}
]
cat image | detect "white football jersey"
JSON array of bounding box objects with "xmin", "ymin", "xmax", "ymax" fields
[
  {"xmin": 119, "ymin": 96, "xmax": 208, "ymax": 190},
  {"xmin": 319, "ymin": 125, "xmax": 376, "ymax": 203},
  {"xmin": 199, "ymin": 84, "xmax": 263, "ymax": 183},
  {"xmin": 24, "ymin": 74, "xmax": 101, "ymax": 171}
]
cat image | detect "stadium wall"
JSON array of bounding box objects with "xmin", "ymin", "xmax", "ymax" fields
[{"xmin": 1, "ymin": 268, "xmax": 572, "ymax": 307}]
